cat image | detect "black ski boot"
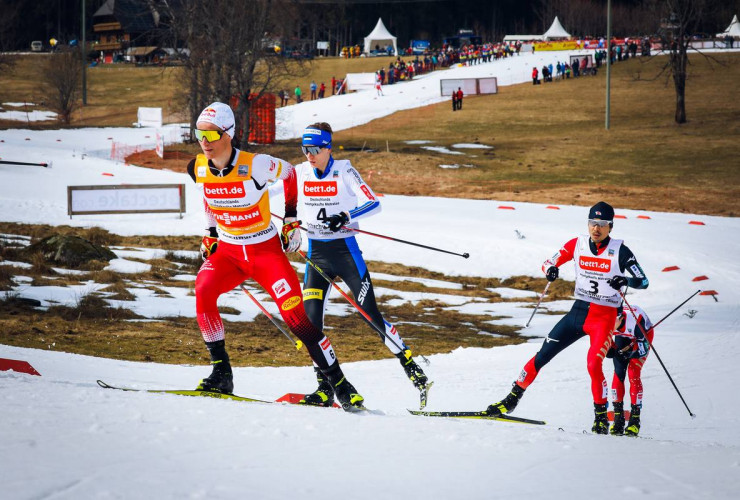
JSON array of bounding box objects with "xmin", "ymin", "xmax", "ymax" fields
[
  {"xmin": 625, "ymin": 404, "xmax": 641, "ymax": 436},
  {"xmin": 397, "ymin": 352, "xmax": 429, "ymax": 390},
  {"xmin": 486, "ymin": 383, "xmax": 525, "ymax": 416},
  {"xmin": 592, "ymin": 403, "xmax": 609, "ymax": 434},
  {"xmin": 323, "ymin": 365, "xmax": 365, "ymax": 411},
  {"xmin": 299, "ymin": 366, "xmax": 335, "ymax": 407},
  {"xmin": 196, "ymin": 340, "xmax": 234, "ymax": 394},
  {"xmin": 610, "ymin": 401, "xmax": 625, "ymax": 435}
]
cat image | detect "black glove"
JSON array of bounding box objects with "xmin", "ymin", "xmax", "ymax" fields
[
  {"xmin": 635, "ymin": 337, "xmax": 650, "ymax": 358},
  {"xmin": 545, "ymin": 266, "xmax": 559, "ymax": 282},
  {"xmin": 324, "ymin": 212, "xmax": 349, "ymax": 232},
  {"xmin": 607, "ymin": 276, "xmax": 628, "ymax": 290}
]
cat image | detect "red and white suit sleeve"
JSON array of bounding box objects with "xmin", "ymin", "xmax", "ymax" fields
[
  {"xmin": 252, "ymin": 154, "xmax": 297, "ymax": 218},
  {"xmin": 541, "ymin": 237, "xmax": 577, "ymax": 275}
]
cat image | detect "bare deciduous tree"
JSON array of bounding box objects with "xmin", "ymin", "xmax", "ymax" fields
[
  {"xmin": 0, "ymin": 0, "xmax": 20, "ymax": 74},
  {"xmin": 654, "ymin": 0, "xmax": 708, "ymax": 124},
  {"xmin": 162, "ymin": 0, "xmax": 309, "ymax": 147},
  {"xmin": 42, "ymin": 50, "xmax": 82, "ymax": 125}
]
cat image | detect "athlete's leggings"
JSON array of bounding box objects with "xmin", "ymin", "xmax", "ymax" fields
[
  {"xmin": 611, "ymin": 330, "xmax": 653, "ymax": 407},
  {"xmin": 194, "ymin": 236, "xmax": 337, "ymax": 370},
  {"xmin": 303, "ymin": 237, "xmax": 405, "ymax": 355},
  {"xmin": 516, "ymin": 299, "xmax": 617, "ymax": 405}
]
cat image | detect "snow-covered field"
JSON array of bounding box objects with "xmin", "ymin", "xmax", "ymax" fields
[{"xmin": 1, "ymin": 51, "xmax": 739, "ymax": 499}]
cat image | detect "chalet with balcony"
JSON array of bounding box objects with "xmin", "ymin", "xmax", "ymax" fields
[{"xmin": 93, "ymin": 0, "xmax": 161, "ymax": 63}]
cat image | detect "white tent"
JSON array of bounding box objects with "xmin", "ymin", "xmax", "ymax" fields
[
  {"xmin": 542, "ymin": 16, "xmax": 572, "ymax": 40},
  {"xmin": 363, "ymin": 18, "xmax": 397, "ymax": 56},
  {"xmin": 716, "ymin": 14, "xmax": 740, "ymax": 38}
]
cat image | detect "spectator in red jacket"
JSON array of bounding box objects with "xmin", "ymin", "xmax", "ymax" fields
[{"xmin": 455, "ymin": 88, "xmax": 464, "ymax": 111}]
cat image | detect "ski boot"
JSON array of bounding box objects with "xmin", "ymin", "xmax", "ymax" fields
[
  {"xmin": 322, "ymin": 365, "xmax": 365, "ymax": 411},
  {"xmin": 624, "ymin": 404, "xmax": 641, "ymax": 436},
  {"xmin": 398, "ymin": 351, "xmax": 432, "ymax": 409},
  {"xmin": 333, "ymin": 377, "xmax": 365, "ymax": 411},
  {"xmin": 486, "ymin": 383, "xmax": 525, "ymax": 416},
  {"xmin": 398, "ymin": 352, "xmax": 429, "ymax": 390},
  {"xmin": 197, "ymin": 340, "xmax": 234, "ymax": 394},
  {"xmin": 592, "ymin": 403, "xmax": 609, "ymax": 435},
  {"xmin": 299, "ymin": 367, "xmax": 335, "ymax": 407},
  {"xmin": 610, "ymin": 401, "xmax": 625, "ymax": 435}
]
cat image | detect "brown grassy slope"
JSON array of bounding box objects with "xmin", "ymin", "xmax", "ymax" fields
[
  {"xmin": 326, "ymin": 53, "xmax": 740, "ymax": 216},
  {"xmin": 0, "ymin": 54, "xmax": 399, "ymax": 128},
  {"xmin": 0, "ymin": 55, "xmax": 185, "ymax": 128}
]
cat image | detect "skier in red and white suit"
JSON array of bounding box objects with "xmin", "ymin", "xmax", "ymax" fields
[
  {"xmin": 486, "ymin": 201, "xmax": 649, "ymax": 434},
  {"xmin": 607, "ymin": 304, "xmax": 653, "ymax": 436},
  {"xmin": 185, "ymin": 102, "xmax": 364, "ymax": 410}
]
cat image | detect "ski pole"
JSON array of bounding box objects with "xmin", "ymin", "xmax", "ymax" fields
[
  {"xmin": 298, "ymin": 250, "xmax": 429, "ymax": 365},
  {"xmin": 240, "ymin": 285, "xmax": 303, "ymax": 351},
  {"xmin": 346, "ymin": 226, "xmax": 469, "ymax": 259},
  {"xmin": 651, "ymin": 289, "xmax": 702, "ymax": 329},
  {"xmin": 271, "ymin": 212, "xmax": 468, "ymax": 259},
  {"xmin": 0, "ymin": 159, "xmax": 51, "ymax": 168},
  {"xmin": 525, "ymin": 281, "xmax": 551, "ymax": 328},
  {"xmin": 272, "ymin": 212, "xmax": 428, "ymax": 363},
  {"xmin": 619, "ymin": 291, "xmax": 695, "ymax": 418}
]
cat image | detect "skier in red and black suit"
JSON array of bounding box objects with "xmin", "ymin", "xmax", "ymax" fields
[
  {"xmin": 486, "ymin": 201, "xmax": 649, "ymax": 434},
  {"xmin": 185, "ymin": 102, "xmax": 364, "ymax": 411},
  {"xmin": 607, "ymin": 304, "xmax": 653, "ymax": 436}
]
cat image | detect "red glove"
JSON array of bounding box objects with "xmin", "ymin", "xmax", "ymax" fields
[
  {"xmin": 281, "ymin": 218, "xmax": 302, "ymax": 252},
  {"xmin": 200, "ymin": 235, "xmax": 218, "ymax": 260}
]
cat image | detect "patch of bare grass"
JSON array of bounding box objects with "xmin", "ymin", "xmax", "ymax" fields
[
  {"xmin": 0, "ymin": 266, "xmax": 15, "ymax": 291},
  {"xmin": 164, "ymin": 250, "xmax": 201, "ymax": 274},
  {"xmin": 101, "ymin": 282, "xmax": 136, "ymax": 301},
  {"xmin": 89, "ymin": 269, "xmax": 122, "ymax": 284},
  {"xmin": 78, "ymin": 259, "xmax": 108, "ymax": 272},
  {"xmin": 29, "ymin": 251, "xmax": 55, "ymax": 275},
  {"xmin": 47, "ymin": 293, "xmax": 143, "ymax": 322},
  {"xmin": 86, "ymin": 226, "xmax": 122, "ymax": 246}
]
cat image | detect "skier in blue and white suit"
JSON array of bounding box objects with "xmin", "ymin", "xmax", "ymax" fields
[{"xmin": 294, "ymin": 122, "xmax": 430, "ymax": 407}]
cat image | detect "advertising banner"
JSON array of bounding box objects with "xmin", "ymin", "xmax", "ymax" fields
[
  {"xmin": 534, "ymin": 41, "xmax": 581, "ymax": 51},
  {"xmin": 68, "ymin": 184, "xmax": 185, "ymax": 218}
]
